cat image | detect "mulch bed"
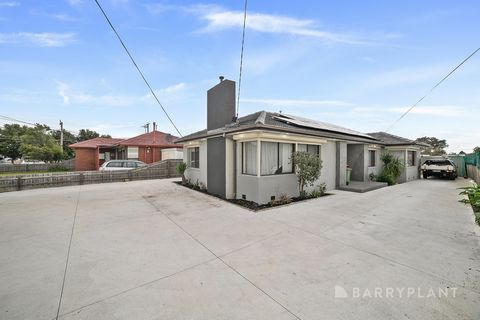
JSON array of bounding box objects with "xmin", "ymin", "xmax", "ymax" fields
[{"xmin": 174, "ymin": 180, "xmax": 331, "ymax": 211}]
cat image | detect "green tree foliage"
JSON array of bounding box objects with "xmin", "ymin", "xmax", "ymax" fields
[
  {"xmin": 19, "ymin": 125, "xmax": 63, "ymax": 162},
  {"xmin": 51, "ymin": 129, "xmax": 77, "ymax": 159},
  {"xmin": 290, "ymin": 151, "xmax": 323, "ymax": 195},
  {"xmin": 77, "ymin": 129, "xmax": 111, "ymax": 142},
  {"xmin": 474, "ymin": 146, "xmax": 480, "ymax": 153},
  {"xmin": 0, "ymin": 124, "xmax": 29, "ymax": 161},
  {"xmin": 415, "ymin": 136, "xmax": 448, "ymax": 155},
  {"xmin": 377, "ymin": 152, "xmax": 404, "ymax": 186}
]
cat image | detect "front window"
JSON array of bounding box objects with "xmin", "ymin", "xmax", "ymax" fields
[
  {"xmin": 369, "ymin": 150, "xmax": 376, "ymax": 167},
  {"xmin": 188, "ymin": 147, "xmax": 199, "ymax": 168},
  {"xmin": 297, "ymin": 144, "xmax": 320, "ymax": 157},
  {"xmin": 407, "ymin": 151, "xmax": 416, "ymax": 166},
  {"xmin": 260, "ymin": 142, "xmax": 294, "ymax": 175},
  {"xmin": 242, "ymin": 141, "xmax": 257, "ymax": 175}
]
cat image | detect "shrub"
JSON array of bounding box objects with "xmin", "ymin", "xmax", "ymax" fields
[
  {"xmin": 377, "ymin": 152, "xmax": 404, "ymax": 186},
  {"xmin": 176, "ymin": 162, "xmax": 187, "ymax": 184},
  {"xmin": 310, "ymin": 183, "xmax": 327, "ymax": 198},
  {"xmin": 290, "ymin": 151, "xmax": 323, "ymax": 194},
  {"xmin": 458, "ymin": 183, "xmax": 480, "ymax": 225}
]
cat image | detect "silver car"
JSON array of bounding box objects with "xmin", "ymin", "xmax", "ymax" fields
[{"xmin": 99, "ymin": 160, "xmax": 147, "ymax": 171}]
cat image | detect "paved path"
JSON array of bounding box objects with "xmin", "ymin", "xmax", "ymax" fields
[{"xmin": 0, "ymin": 178, "xmax": 479, "ymax": 319}]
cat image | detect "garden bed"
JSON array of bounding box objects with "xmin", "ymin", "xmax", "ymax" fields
[
  {"xmin": 458, "ymin": 183, "xmax": 480, "ymax": 226},
  {"xmin": 174, "ymin": 181, "xmax": 331, "ymax": 211}
]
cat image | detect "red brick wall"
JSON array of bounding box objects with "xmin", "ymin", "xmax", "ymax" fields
[
  {"xmin": 74, "ymin": 148, "xmax": 97, "ymax": 171},
  {"xmin": 137, "ymin": 147, "xmax": 163, "ymax": 164}
]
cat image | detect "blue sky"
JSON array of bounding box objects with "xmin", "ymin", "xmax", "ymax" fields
[{"xmin": 0, "ymin": 0, "xmax": 478, "ymax": 152}]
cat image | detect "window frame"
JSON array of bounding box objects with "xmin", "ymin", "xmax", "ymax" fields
[
  {"xmin": 188, "ymin": 147, "xmax": 199, "ymax": 169},
  {"xmin": 407, "ymin": 150, "xmax": 416, "ymax": 167},
  {"xmin": 260, "ymin": 141, "xmax": 295, "ymax": 176},
  {"xmin": 368, "ymin": 150, "xmax": 376, "ymax": 167},
  {"xmin": 242, "ymin": 141, "xmax": 257, "ymax": 175}
]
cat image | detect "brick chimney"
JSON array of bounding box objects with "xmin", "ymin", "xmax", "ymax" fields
[{"xmin": 207, "ymin": 76, "xmax": 236, "ymax": 131}]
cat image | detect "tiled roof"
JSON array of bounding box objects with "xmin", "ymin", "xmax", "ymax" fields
[
  {"xmin": 118, "ymin": 131, "xmax": 180, "ymax": 147},
  {"xmin": 176, "ymin": 111, "xmax": 379, "ymax": 144},
  {"xmin": 69, "ymin": 137, "xmax": 124, "ymax": 149},
  {"xmin": 367, "ymin": 132, "xmax": 429, "ymax": 147}
]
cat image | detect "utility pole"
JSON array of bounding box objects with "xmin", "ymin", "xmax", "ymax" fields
[{"xmin": 59, "ymin": 120, "xmax": 64, "ymax": 149}]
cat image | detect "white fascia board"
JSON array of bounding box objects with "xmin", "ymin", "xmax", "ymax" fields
[{"xmin": 231, "ymin": 130, "xmax": 327, "ymax": 145}]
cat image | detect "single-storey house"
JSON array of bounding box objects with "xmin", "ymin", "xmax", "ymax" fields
[
  {"xmin": 117, "ymin": 131, "xmax": 180, "ymax": 164},
  {"xmin": 176, "ymin": 77, "xmax": 425, "ymax": 204},
  {"xmin": 69, "ymin": 137, "xmax": 124, "ymax": 171},
  {"xmin": 70, "ymin": 130, "xmax": 181, "ymax": 171},
  {"xmin": 367, "ymin": 132, "xmax": 427, "ymax": 183}
]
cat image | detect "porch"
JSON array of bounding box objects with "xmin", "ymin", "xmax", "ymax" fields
[{"xmin": 338, "ymin": 180, "xmax": 388, "ymax": 193}]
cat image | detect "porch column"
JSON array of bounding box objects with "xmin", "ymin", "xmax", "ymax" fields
[
  {"xmin": 256, "ymin": 139, "xmax": 261, "ymax": 177},
  {"xmin": 335, "ymin": 142, "xmax": 347, "ymax": 188}
]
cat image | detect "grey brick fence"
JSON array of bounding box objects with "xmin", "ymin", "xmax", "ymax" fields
[{"xmin": 0, "ymin": 159, "xmax": 182, "ymax": 193}]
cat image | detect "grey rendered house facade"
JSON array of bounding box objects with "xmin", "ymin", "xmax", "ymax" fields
[{"xmin": 176, "ymin": 78, "xmax": 422, "ymax": 204}]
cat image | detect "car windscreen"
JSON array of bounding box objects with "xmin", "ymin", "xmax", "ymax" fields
[{"xmin": 423, "ymin": 160, "xmax": 454, "ymax": 166}]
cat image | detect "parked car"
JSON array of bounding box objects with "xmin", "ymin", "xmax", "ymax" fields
[
  {"xmin": 0, "ymin": 158, "xmax": 12, "ymax": 164},
  {"xmin": 421, "ymin": 159, "xmax": 457, "ymax": 180},
  {"xmin": 99, "ymin": 160, "xmax": 147, "ymax": 171}
]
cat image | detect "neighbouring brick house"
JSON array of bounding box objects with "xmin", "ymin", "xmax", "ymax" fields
[
  {"xmin": 69, "ymin": 137, "xmax": 124, "ymax": 171},
  {"xmin": 70, "ymin": 131, "xmax": 181, "ymax": 171},
  {"xmin": 117, "ymin": 131, "xmax": 180, "ymax": 164}
]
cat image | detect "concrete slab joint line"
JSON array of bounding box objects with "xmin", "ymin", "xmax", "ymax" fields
[
  {"xmin": 55, "ymin": 186, "xmax": 81, "ymax": 320},
  {"xmin": 136, "ymin": 188, "xmax": 304, "ymax": 320}
]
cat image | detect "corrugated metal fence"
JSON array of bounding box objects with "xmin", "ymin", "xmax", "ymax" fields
[
  {"xmin": 0, "ymin": 159, "xmax": 182, "ymax": 193},
  {"xmin": 464, "ymin": 152, "xmax": 480, "ymax": 184}
]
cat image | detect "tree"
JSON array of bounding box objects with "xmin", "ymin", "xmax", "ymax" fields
[
  {"xmin": 415, "ymin": 136, "xmax": 448, "ymax": 155},
  {"xmin": 474, "ymin": 146, "xmax": 480, "ymax": 153},
  {"xmin": 459, "ymin": 151, "xmax": 466, "ymax": 155},
  {"xmin": 0, "ymin": 124, "xmax": 29, "ymax": 161},
  {"xmin": 77, "ymin": 129, "xmax": 111, "ymax": 141},
  {"xmin": 290, "ymin": 151, "xmax": 322, "ymax": 196},
  {"xmin": 20, "ymin": 125, "xmax": 63, "ymax": 162},
  {"xmin": 51, "ymin": 129, "xmax": 77, "ymax": 159}
]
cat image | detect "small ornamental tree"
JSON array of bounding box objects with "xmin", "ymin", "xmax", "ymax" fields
[
  {"xmin": 291, "ymin": 151, "xmax": 322, "ymax": 197},
  {"xmin": 176, "ymin": 162, "xmax": 187, "ymax": 184}
]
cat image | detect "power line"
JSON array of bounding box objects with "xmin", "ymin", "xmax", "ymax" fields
[
  {"xmin": 385, "ymin": 47, "xmax": 480, "ymax": 132},
  {"xmin": 93, "ymin": 0, "xmax": 182, "ymax": 137},
  {"xmin": 236, "ymin": 0, "xmax": 248, "ymax": 118},
  {"xmin": 0, "ymin": 115, "xmax": 35, "ymax": 126}
]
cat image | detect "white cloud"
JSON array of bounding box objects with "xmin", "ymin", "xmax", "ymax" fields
[
  {"xmin": 159, "ymin": 82, "xmax": 186, "ymax": 94},
  {"xmin": 146, "ymin": 4, "xmax": 375, "ymax": 45},
  {"xmin": 241, "ymin": 98, "xmax": 354, "ymax": 108},
  {"xmin": 0, "ymin": 32, "xmax": 76, "ymax": 47},
  {"xmin": 57, "ymin": 81, "xmax": 70, "ymax": 104},
  {"xmin": 66, "ymin": 0, "xmax": 82, "ymax": 6},
  {"xmin": 363, "ymin": 65, "xmax": 446, "ymax": 88},
  {"xmin": 0, "ymin": 2, "xmax": 19, "ymax": 7},
  {"xmin": 352, "ymin": 105, "xmax": 465, "ymax": 117},
  {"xmin": 55, "ymin": 82, "xmax": 187, "ymax": 107}
]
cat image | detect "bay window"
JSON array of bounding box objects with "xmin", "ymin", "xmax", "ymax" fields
[
  {"xmin": 242, "ymin": 141, "xmax": 257, "ymax": 175},
  {"xmin": 260, "ymin": 142, "xmax": 294, "ymax": 175}
]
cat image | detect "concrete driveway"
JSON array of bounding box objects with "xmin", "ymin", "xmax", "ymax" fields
[{"xmin": 0, "ymin": 178, "xmax": 479, "ymax": 320}]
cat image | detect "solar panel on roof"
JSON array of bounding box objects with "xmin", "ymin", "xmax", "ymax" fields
[{"xmin": 272, "ymin": 114, "xmax": 374, "ymax": 139}]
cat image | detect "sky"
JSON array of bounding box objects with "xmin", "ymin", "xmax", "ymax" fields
[{"xmin": 0, "ymin": 0, "xmax": 479, "ymax": 152}]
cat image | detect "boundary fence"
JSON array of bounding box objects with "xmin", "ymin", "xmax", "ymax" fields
[{"xmin": 0, "ymin": 159, "xmax": 182, "ymax": 193}]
